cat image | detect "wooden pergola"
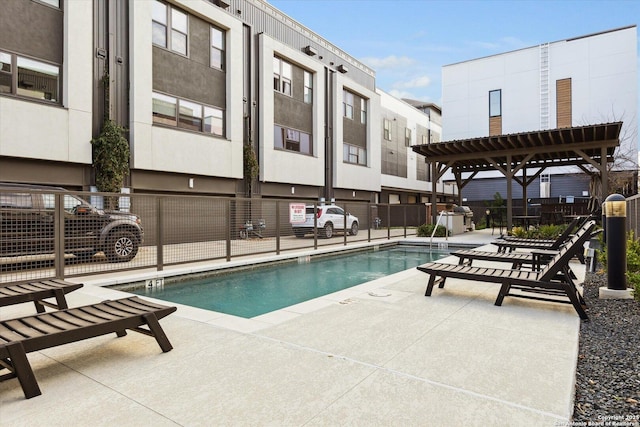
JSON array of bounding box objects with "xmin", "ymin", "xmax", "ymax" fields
[{"xmin": 412, "ymin": 122, "xmax": 623, "ymax": 228}]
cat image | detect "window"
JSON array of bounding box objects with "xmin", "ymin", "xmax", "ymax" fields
[
  {"xmin": 343, "ymin": 90, "xmax": 354, "ymax": 119},
  {"xmin": 343, "ymin": 143, "xmax": 366, "ymax": 166},
  {"xmin": 178, "ymin": 99, "xmax": 202, "ymax": 131},
  {"xmin": 383, "ymin": 119, "xmax": 391, "ymax": 141},
  {"xmin": 273, "ymin": 57, "xmax": 292, "ymax": 96},
  {"xmin": 152, "ymin": 92, "xmax": 177, "ymax": 126},
  {"xmin": 152, "ymin": 1, "xmax": 168, "ymax": 48},
  {"xmin": 405, "ymin": 128, "xmax": 411, "ymax": 147},
  {"xmin": 303, "ymin": 71, "xmax": 313, "ymax": 103},
  {"xmin": 152, "ymin": 92, "xmax": 224, "ymax": 136},
  {"xmin": 274, "ymin": 125, "xmax": 312, "ymax": 155},
  {"xmin": 203, "ymin": 107, "xmax": 224, "ymax": 136},
  {"xmin": 36, "ymin": 0, "xmax": 60, "ymax": 7},
  {"xmin": 152, "ymin": 1, "xmax": 188, "ymax": 55},
  {"xmin": 422, "ymin": 134, "xmax": 428, "ymax": 145},
  {"xmin": 0, "ymin": 51, "xmax": 60, "ymax": 103},
  {"xmin": 489, "ymin": 89, "xmax": 501, "ymax": 117},
  {"xmin": 360, "ymin": 99, "xmax": 367, "ymax": 124},
  {"xmin": 210, "ymin": 25, "xmax": 225, "ymax": 70},
  {"xmin": 0, "ymin": 52, "xmax": 11, "ymax": 94}
]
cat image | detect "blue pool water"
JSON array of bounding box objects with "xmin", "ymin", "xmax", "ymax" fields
[{"xmin": 127, "ymin": 246, "xmax": 448, "ymax": 318}]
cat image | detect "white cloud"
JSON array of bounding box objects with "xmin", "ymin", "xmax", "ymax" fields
[
  {"xmin": 359, "ymin": 55, "xmax": 416, "ymax": 70},
  {"xmin": 388, "ymin": 89, "xmax": 416, "ymax": 100},
  {"xmin": 393, "ymin": 75, "xmax": 431, "ymax": 89}
]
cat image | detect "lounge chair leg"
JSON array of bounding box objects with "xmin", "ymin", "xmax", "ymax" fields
[
  {"xmin": 564, "ymin": 284, "xmax": 589, "ymax": 320},
  {"xmin": 425, "ymin": 275, "xmax": 436, "ymax": 296},
  {"xmin": 33, "ymin": 300, "xmax": 45, "ymax": 313},
  {"xmin": 6, "ymin": 342, "xmax": 41, "ymax": 399},
  {"xmin": 143, "ymin": 313, "xmax": 174, "ymax": 352},
  {"xmin": 116, "ymin": 330, "xmax": 127, "ymax": 338},
  {"xmin": 53, "ymin": 288, "xmax": 68, "ymax": 310},
  {"xmin": 495, "ymin": 282, "xmax": 510, "ymax": 306}
]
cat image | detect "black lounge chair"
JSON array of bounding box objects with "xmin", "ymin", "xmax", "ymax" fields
[
  {"xmin": 491, "ymin": 217, "xmax": 587, "ymax": 261},
  {"xmin": 0, "ymin": 279, "xmax": 83, "ymax": 313},
  {"xmin": 0, "ymin": 296, "xmax": 176, "ymax": 399},
  {"xmin": 451, "ymin": 248, "xmax": 559, "ymax": 270},
  {"xmin": 500, "ymin": 216, "xmax": 584, "ymax": 244},
  {"xmin": 417, "ymin": 221, "xmax": 596, "ymax": 320}
]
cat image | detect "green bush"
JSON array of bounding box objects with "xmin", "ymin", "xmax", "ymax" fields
[
  {"xmin": 626, "ymin": 231, "xmax": 640, "ymax": 300},
  {"xmin": 510, "ymin": 226, "xmax": 527, "ymax": 238},
  {"xmin": 416, "ymin": 223, "xmax": 448, "ymax": 237},
  {"xmin": 537, "ymin": 224, "xmax": 565, "ymax": 239}
]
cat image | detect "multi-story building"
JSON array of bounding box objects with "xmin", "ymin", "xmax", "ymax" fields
[
  {"xmin": 377, "ymin": 91, "xmax": 453, "ymax": 205},
  {"xmin": 0, "ymin": 0, "xmax": 448, "ymax": 207},
  {"xmin": 441, "ymin": 25, "xmax": 638, "ymax": 201}
]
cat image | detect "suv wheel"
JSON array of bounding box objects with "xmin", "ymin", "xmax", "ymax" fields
[
  {"xmin": 349, "ymin": 221, "xmax": 359, "ymax": 236},
  {"xmin": 294, "ymin": 230, "xmax": 306, "ymax": 238},
  {"xmin": 322, "ymin": 222, "xmax": 333, "ymax": 239},
  {"xmin": 106, "ymin": 230, "xmax": 138, "ymax": 262}
]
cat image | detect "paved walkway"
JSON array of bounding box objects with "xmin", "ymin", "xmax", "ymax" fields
[{"xmin": 0, "ymin": 229, "xmax": 583, "ymax": 426}]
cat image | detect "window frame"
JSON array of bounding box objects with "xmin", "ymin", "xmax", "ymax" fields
[
  {"xmin": 273, "ymin": 57, "xmax": 292, "ymax": 97},
  {"xmin": 360, "ymin": 98, "xmax": 367, "ymax": 124},
  {"xmin": 152, "ymin": 91, "xmax": 225, "ymax": 137},
  {"xmin": 0, "ymin": 50, "xmax": 61, "ymax": 104},
  {"xmin": 383, "ymin": 119, "xmax": 391, "ymax": 141},
  {"xmin": 489, "ymin": 89, "xmax": 502, "ymax": 117},
  {"xmin": 274, "ymin": 125, "xmax": 313, "ymax": 156},
  {"xmin": 303, "ymin": 70, "xmax": 313, "ymax": 104},
  {"xmin": 343, "ymin": 143, "xmax": 366, "ymax": 166},
  {"xmin": 343, "ymin": 90, "xmax": 354, "ymax": 119},
  {"xmin": 405, "ymin": 127, "xmax": 411, "ymax": 147},
  {"xmin": 210, "ymin": 25, "xmax": 225, "ymax": 70},
  {"xmin": 152, "ymin": 1, "xmax": 189, "ymax": 56}
]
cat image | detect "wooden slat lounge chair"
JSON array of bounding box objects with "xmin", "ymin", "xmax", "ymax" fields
[
  {"xmin": 417, "ymin": 221, "xmax": 596, "ymax": 320},
  {"xmin": 0, "ymin": 296, "xmax": 176, "ymax": 399},
  {"xmin": 500, "ymin": 216, "xmax": 583, "ymax": 243},
  {"xmin": 492, "ymin": 216, "xmax": 583, "ymax": 253},
  {"xmin": 0, "ymin": 279, "xmax": 83, "ymax": 313}
]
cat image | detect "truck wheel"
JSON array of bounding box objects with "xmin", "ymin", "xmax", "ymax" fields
[
  {"xmin": 106, "ymin": 230, "xmax": 138, "ymax": 262},
  {"xmin": 322, "ymin": 223, "xmax": 333, "ymax": 239}
]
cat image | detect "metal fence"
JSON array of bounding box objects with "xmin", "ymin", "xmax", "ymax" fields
[{"xmin": 1, "ymin": 188, "xmax": 429, "ymax": 283}]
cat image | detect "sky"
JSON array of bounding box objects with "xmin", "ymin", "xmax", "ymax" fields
[{"xmin": 268, "ymin": 0, "xmax": 640, "ymax": 105}]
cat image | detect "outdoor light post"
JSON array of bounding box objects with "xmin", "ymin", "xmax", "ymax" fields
[
  {"xmin": 486, "ymin": 209, "xmax": 491, "ymax": 228},
  {"xmin": 604, "ymin": 194, "xmax": 626, "ymax": 290}
]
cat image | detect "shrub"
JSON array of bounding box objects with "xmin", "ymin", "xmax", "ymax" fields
[
  {"xmin": 537, "ymin": 224, "xmax": 565, "ymax": 239},
  {"xmin": 510, "ymin": 226, "xmax": 527, "ymax": 238},
  {"xmin": 416, "ymin": 223, "xmax": 448, "ymax": 237}
]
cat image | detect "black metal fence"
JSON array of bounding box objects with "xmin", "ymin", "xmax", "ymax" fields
[{"xmin": 1, "ymin": 188, "xmax": 429, "ymax": 283}]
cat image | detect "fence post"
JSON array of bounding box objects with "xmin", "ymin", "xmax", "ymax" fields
[
  {"xmin": 276, "ymin": 201, "xmax": 281, "ymax": 255},
  {"xmin": 225, "ymin": 200, "xmax": 231, "ymax": 261},
  {"xmin": 387, "ymin": 204, "xmax": 391, "ymax": 240},
  {"xmin": 343, "ymin": 204, "xmax": 347, "ymax": 246},
  {"xmin": 54, "ymin": 192, "xmax": 65, "ymax": 279},
  {"xmin": 156, "ymin": 197, "xmax": 164, "ymax": 271},
  {"xmin": 368, "ymin": 204, "xmax": 371, "ymax": 242},
  {"xmin": 403, "ymin": 205, "xmax": 407, "ymax": 238}
]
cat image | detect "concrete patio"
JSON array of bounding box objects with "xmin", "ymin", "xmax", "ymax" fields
[{"xmin": 0, "ymin": 229, "xmax": 584, "ymax": 426}]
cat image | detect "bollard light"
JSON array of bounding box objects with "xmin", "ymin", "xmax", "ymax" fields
[{"xmin": 604, "ymin": 194, "xmax": 626, "ymax": 290}]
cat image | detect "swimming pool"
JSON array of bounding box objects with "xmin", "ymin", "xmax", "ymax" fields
[{"xmin": 125, "ymin": 245, "xmax": 449, "ymax": 318}]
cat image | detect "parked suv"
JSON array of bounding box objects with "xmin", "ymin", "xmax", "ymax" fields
[
  {"xmin": 292, "ymin": 204, "xmax": 358, "ymax": 239},
  {"xmin": 0, "ymin": 183, "xmax": 144, "ymax": 262}
]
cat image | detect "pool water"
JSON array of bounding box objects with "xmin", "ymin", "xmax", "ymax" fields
[{"xmin": 128, "ymin": 246, "xmax": 448, "ymax": 318}]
